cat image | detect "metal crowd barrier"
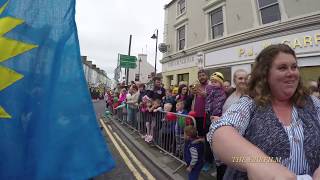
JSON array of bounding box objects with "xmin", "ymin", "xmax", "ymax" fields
[
  {"xmin": 110, "ymin": 105, "xmax": 197, "ymax": 173},
  {"xmin": 113, "ymin": 104, "xmax": 127, "ymax": 123},
  {"xmin": 154, "ymin": 110, "xmax": 197, "ymax": 172}
]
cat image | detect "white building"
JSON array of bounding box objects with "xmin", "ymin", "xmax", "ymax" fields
[
  {"xmin": 105, "ymin": 76, "xmax": 112, "ymax": 89},
  {"xmin": 81, "ymin": 56, "xmax": 110, "ymax": 88},
  {"xmin": 128, "ymin": 54, "xmax": 155, "ymax": 83},
  {"xmin": 161, "ymin": 0, "xmax": 320, "ymax": 88}
]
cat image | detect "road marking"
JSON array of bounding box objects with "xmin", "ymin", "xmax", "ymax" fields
[
  {"xmin": 108, "ymin": 125, "xmax": 156, "ymax": 180},
  {"xmin": 100, "ymin": 119, "xmax": 144, "ymax": 180}
]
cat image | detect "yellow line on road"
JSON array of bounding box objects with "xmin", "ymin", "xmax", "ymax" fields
[
  {"xmin": 108, "ymin": 125, "xmax": 156, "ymax": 180},
  {"xmin": 99, "ymin": 119, "xmax": 144, "ymax": 180}
]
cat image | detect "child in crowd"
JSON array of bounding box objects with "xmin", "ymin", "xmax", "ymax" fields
[
  {"xmin": 151, "ymin": 99, "xmax": 162, "ymax": 143},
  {"xmin": 204, "ymin": 72, "xmax": 227, "ymax": 175},
  {"xmin": 140, "ymin": 95, "xmax": 149, "ymax": 113},
  {"xmin": 152, "ymin": 99, "xmax": 162, "ymax": 113},
  {"xmin": 163, "ymin": 103, "xmax": 173, "ymax": 113},
  {"xmin": 160, "ymin": 103, "xmax": 175, "ymax": 152},
  {"xmin": 184, "ymin": 125, "xmax": 204, "ymax": 180},
  {"xmin": 118, "ymin": 88, "xmax": 127, "ymax": 104},
  {"xmin": 144, "ymin": 96, "xmax": 153, "ymax": 143},
  {"xmin": 137, "ymin": 84, "xmax": 147, "ymax": 105},
  {"xmin": 137, "ymin": 95, "xmax": 148, "ymax": 137},
  {"xmin": 206, "ymin": 72, "xmax": 227, "ymax": 120},
  {"xmin": 112, "ymin": 92, "xmax": 120, "ymax": 110},
  {"xmin": 172, "ymin": 86, "xmax": 179, "ymax": 97},
  {"xmin": 145, "ymin": 99, "xmax": 161, "ymax": 143},
  {"xmin": 175, "ymin": 100, "xmax": 188, "ymax": 158},
  {"xmin": 162, "ymin": 88, "xmax": 176, "ymax": 108},
  {"xmin": 126, "ymin": 85, "xmax": 139, "ymax": 127}
]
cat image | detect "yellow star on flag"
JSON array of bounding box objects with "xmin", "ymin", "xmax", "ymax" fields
[{"xmin": 0, "ymin": 1, "xmax": 38, "ymax": 119}]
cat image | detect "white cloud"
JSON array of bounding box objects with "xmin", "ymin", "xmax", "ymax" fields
[{"xmin": 75, "ymin": 0, "xmax": 172, "ymax": 78}]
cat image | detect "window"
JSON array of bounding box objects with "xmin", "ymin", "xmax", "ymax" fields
[
  {"xmin": 177, "ymin": 73, "xmax": 189, "ymax": 84},
  {"xmin": 177, "ymin": 0, "xmax": 186, "ymax": 15},
  {"xmin": 257, "ymin": 0, "xmax": 281, "ymax": 24},
  {"xmin": 209, "ymin": 7, "xmax": 223, "ymax": 39},
  {"xmin": 177, "ymin": 26, "xmax": 185, "ymax": 50},
  {"xmin": 167, "ymin": 75, "xmax": 174, "ymax": 86}
]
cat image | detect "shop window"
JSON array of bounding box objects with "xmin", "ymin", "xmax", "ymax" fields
[
  {"xmin": 257, "ymin": 0, "xmax": 281, "ymax": 24},
  {"xmin": 300, "ymin": 66, "xmax": 320, "ymax": 85},
  {"xmin": 177, "ymin": 73, "xmax": 189, "ymax": 85},
  {"xmin": 167, "ymin": 75, "xmax": 174, "ymax": 87}
]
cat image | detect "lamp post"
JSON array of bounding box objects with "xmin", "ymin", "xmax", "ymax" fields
[
  {"xmin": 151, "ymin": 29, "xmax": 158, "ymax": 75},
  {"xmin": 138, "ymin": 57, "xmax": 142, "ymax": 81}
]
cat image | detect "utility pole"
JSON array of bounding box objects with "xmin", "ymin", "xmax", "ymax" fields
[
  {"xmin": 138, "ymin": 57, "xmax": 142, "ymax": 81},
  {"xmin": 126, "ymin": 35, "xmax": 132, "ymax": 85}
]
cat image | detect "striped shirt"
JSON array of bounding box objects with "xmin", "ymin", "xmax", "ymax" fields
[
  {"xmin": 222, "ymin": 92, "xmax": 241, "ymax": 114},
  {"xmin": 207, "ymin": 95, "xmax": 320, "ymax": 175},
  {"xmin": 190, "ymin": 147, "xmax": 198, "ymax": 166}
]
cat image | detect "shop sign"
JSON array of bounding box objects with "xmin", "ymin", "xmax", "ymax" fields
[
  {"xmin": 162, "ymin": 55, "xmax": 197, "ymax": 71},
  {"xmin": 205, "ymin": 30, "xmax": 320, "ymax": 67}
]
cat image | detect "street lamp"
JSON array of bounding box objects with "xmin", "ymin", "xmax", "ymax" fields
[
  {"xmin": 138, "ymin": 57, "xmax": 142, "ymax": 81},
  {"xmin": 151, "ymin": 29, "xmax": 158, "ymax": 75}
]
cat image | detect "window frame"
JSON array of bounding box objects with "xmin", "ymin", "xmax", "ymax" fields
[
  {"xmin": 177, "ymin": 0, "xmax": 186, "ymax": 16},
  {"xmin": 257, "ymin": 0, "xmax": 281, "ymax": 24},
  {"xmin": 177, "ymin": 25, "xmax": 186, "ymax": 51},
  {"xmin": 177, "ymin": 73, "xmax": 189, "ymax": 84},
  {"xmin": 209, "ymin": 7, "xmax": 224, "ymax": 39}
]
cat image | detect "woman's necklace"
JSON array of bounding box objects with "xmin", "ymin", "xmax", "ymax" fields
[
  {"xmin": 289, "ymin": 118, "xmax": 302, "ymax": 143},
  {"xmin": 274, "ymin": 104, "xmax": 301, "ymax": 143}
]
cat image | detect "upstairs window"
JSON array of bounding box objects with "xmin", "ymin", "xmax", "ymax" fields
[
  {"xmin": 257, "ymin": 0, "xmax": 281, "ymax": 24},
  {"xmin": 177, "ymin": 0, "xmax": 186, "ymax": 15},
  {"xmin": 177, "ymin": 26, "xmax": 185, "ymax": 50},
  {"xmin": 209, "ymin": 7, "xmax": 223, "ymax": 39}
]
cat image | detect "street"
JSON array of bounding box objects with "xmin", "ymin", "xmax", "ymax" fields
[{"xmin": 92, "ymin": 100, "xmax": 170, "ymax": 180}]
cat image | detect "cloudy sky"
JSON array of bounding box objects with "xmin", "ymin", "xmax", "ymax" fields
[{"xmin": 75, "ymin": 0, "xmax": 171, "ymax": 78}]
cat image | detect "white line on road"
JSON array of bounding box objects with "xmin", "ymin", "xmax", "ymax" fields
[
  {"xmin": 100, "ymin": 119, "xmax": 144, "ymax": 180},
  {"xmin": 108, "ymin": 125, "xmax": 156, "ymax": 180}
]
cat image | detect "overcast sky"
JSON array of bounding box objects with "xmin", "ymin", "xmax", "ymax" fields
[{"xmin": 75, "ymin": 0, "xmax": 171, "ymax": 78}]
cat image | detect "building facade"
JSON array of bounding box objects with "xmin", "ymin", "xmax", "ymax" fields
[
  {"xmin": 161, "ymin": 0, "xmax": 320, "ymax": 88},
  {"xmin": 127, "ymin": 54, "xmax": 155, "ymax": 83},
  {"xmin": 82, "ymin": 56, "xmax": 111, "ymax": 89}
]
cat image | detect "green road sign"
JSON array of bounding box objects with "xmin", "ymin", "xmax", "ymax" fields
[
  {"xmin": 120, "ymin": 62, "xmax": 137, "ymax": 69},
  {"xmin": 119, "ymin": 54, "xmax": 137, "ymax": 62},
  {"xmin": 120, "ymin": 61, "xmax": 137, "ymax": 69},
  {"xmin": 119, "ymin": 54, "xmax": 137, "ymax": 69}
]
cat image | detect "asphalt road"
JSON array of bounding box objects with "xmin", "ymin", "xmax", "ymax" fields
[{"xmin": 92, "ymin": 100, "xmax": 169, "ymax": 180}]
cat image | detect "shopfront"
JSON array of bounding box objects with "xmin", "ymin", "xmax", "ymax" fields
[
  {"xmin": 204, "ymin": 29, "xmax": 320, "ymax": 85},
  {"xmin": 162, "ymin": 54, "xmax": 202, "ymax": 88}
]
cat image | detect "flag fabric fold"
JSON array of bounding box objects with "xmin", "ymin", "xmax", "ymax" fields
[{"xmin": 0, "ymin": 0, "xmax": 115, "ymax": 179}]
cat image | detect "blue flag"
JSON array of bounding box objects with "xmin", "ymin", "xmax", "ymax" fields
[{"xmin": 0, "ymin": 0, "xmax": 115, "ymax": 179}]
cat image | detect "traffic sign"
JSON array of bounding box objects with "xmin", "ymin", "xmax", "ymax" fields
[
  {"xmin": 120, "ymin": 61, "xmax": 137, "ymax": 69},
  {"xmin": 119, "ymin": 54, "xmax": 137, "ymax": 69},
  {"xmin": 119, "ymin": 54, "xmax": 137, "ymax": 62}
]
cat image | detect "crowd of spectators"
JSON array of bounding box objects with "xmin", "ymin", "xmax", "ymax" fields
[{"xmin": 104, "ymin": 45, "xmax": 320, "ymax": 179}]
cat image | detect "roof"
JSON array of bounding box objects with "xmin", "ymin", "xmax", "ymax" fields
[{"xmin": 164, "ymin": 0, "xmax": 177, "ymax": 9}]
